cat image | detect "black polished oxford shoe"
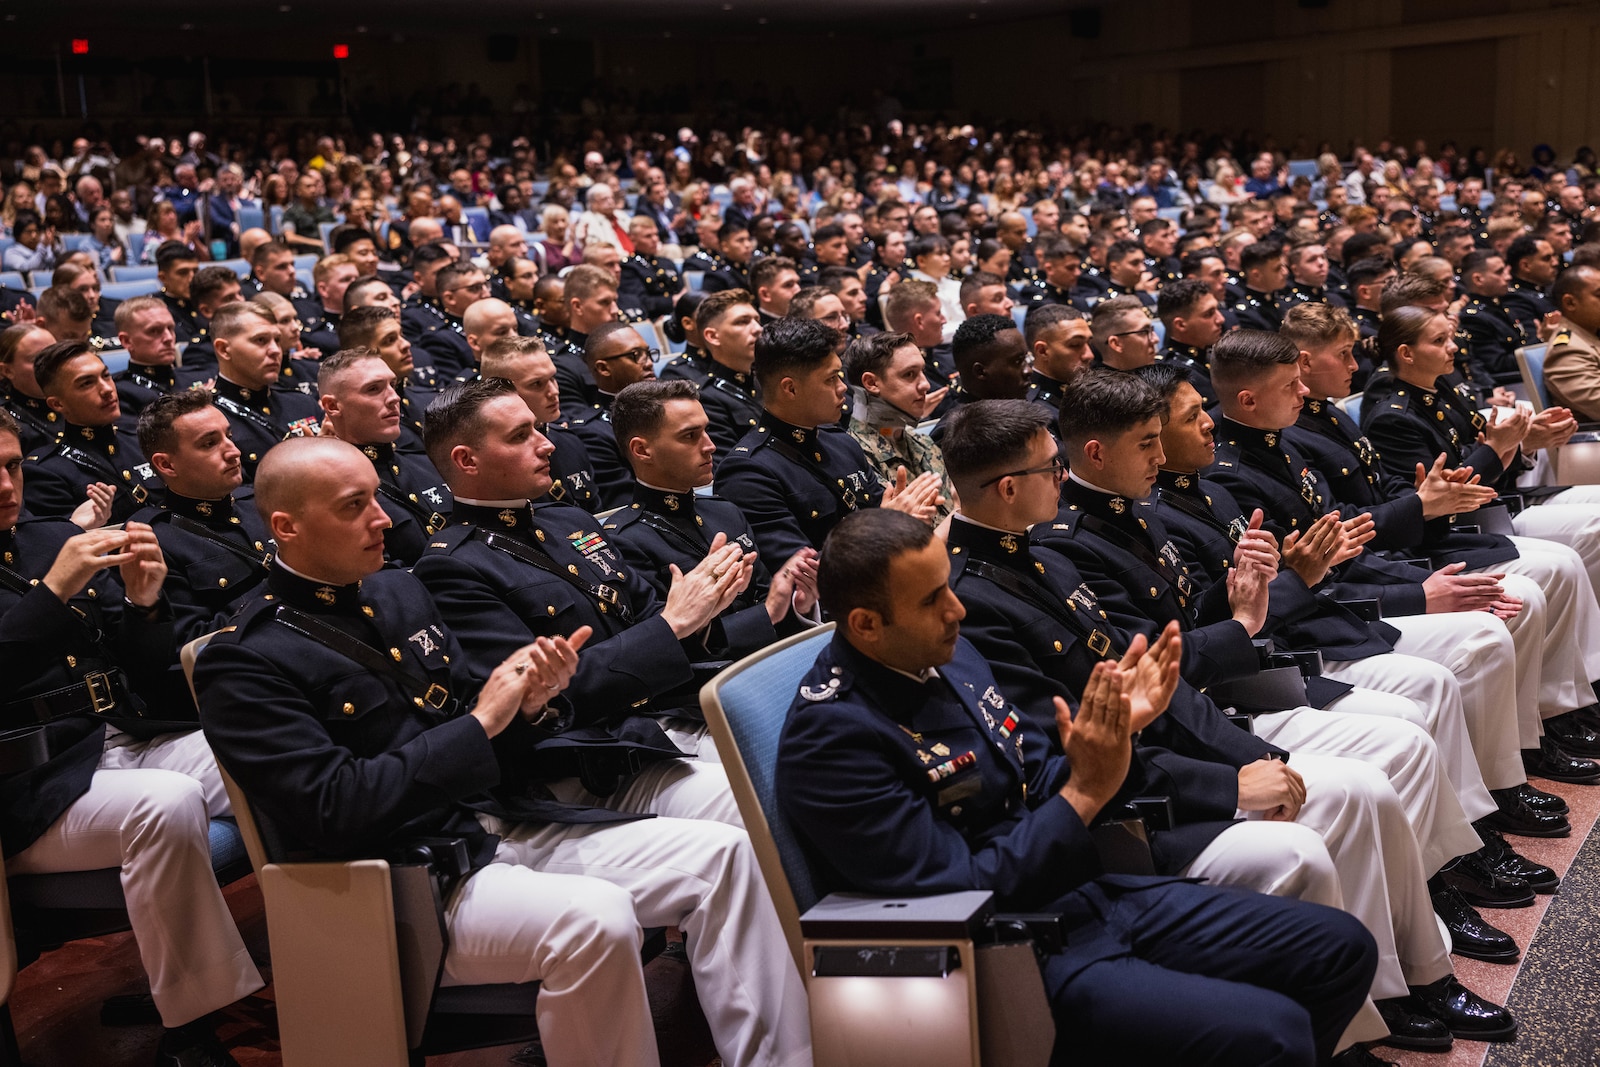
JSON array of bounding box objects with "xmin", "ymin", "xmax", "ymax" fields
[
  {"xmin": 1334, "ymin": 1043, "xmax": 1401, "ymax": 1065},
  {"xmin": 1432, "ymin": 852, "xmax": 1534, "ymax": 909},
  {"xmin": 1429, "ymin": 882, "xmax": 1520, "ymax": 963},
  {"xmin": 153, "ymin": 1024, "xmax": 242, "ymax": 1067},
  {"xmin": 1522, "ymin": 736, "xmax": 1600, "ymax": 784},
  {"xmin": 1477, "ymin": 794, "xmax": 1571, "ymax": 838},
  {"xmin": 1374, "ymin": 996, "xmax": 1453, "ymax": 1051},
  {"xmin": 1477, "ymin": 825, "xmax": 1560, "ymax": 893},
  {"xmin": 1492, "ymin": 782, "xmax": 1569, "ymax": 816},
  {"xmin": 1543, "ymin": 710, "xmax": 1600, "ymax": 757},
  {"xmin": 1407, "ymin": 975, "xmax": 1517, "ymax": 1042}
]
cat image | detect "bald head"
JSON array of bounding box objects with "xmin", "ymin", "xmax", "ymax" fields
[
  {"xmin": 488, "ymin": 225, "xmax": 528, "ymax": 267},
  {"xmin": 463, "ymin": 298, "xmax": 518, "ymax": 357},
  {"xmin": 410, "ymin": 218, "xmax": 445, "ymax": 246},
  {"xmin": 256, "ymin": 437, "xmax": 369, "ymax": 519},
  {"xmin": 239, "ymin": 228, "xmax": 273, "ymax": 263}
]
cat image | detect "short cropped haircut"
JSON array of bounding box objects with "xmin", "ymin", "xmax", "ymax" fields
[
  {"xmin": 816, "ymin": 508, "xmax": 935, "ymax": 623},
  {"xmin": 749, "ymin": 255, "xmax": 799, "ymax": 294},
  {"xmin": 1089, "ymin": 295, "xmax": 1149, "ymax": 350},
  {"xmin": 1023, "ymin": 303, "xmax": 1085, "ymax": 348},
  {"xmin": 752, "ymin": 316, "xmax": 839, "ymax": 390},
  {"xmin": 786, "ymin": 286, "xmax": 835, "ymax": 320},
  {"xmin": 422, "ymin": 376, "xmax": 519, "ymax": 477},
  {"xmin": 137, "ymin": 388, "xmax": 218, "ymax": 457},
  {"xmin": 816, "ymin": 266, "xmax": 861, "ymax": 294},
  {"xmin": 113, "ymin": 294, "xmax": 167, "ymax": 332},
  {"xmin": 436, "ymin": 261, "xmax": 484, "ymax": 295},
  {"xmin": 882, "ymin": 279, "xmax": 940, "ymax": 330},
  {"xmin": 210, "ymin": 300, "xmax": 276, "ymax": 343},
  {"xmin": 315, "ymin": 348, "xmax": 389, "ymax": 394},
  {"xmin": 37, "ymin": 287, "xmax": 90, "ymax": 324},
  {"xmin": 940, "ymin": 399, "xmax": 1052, "ymax": 493},
  {"xmin": 1156, "ymin": 278, "xmax": 1211, "ymax": 323},
  {"xmin": 343, "ymin": 276, "xmax": 395, "ymax": 309},
  {"xmin": 1553, "ymin": 264, "xmax": 1600, "ymax": 307},
  {"xmin": 842, "ymin": 331, "xmax": 916, "ymax": 386},
  {"xmin": 312, "ymin": 253, "xmax": 355, "ymax": 286},
  {"xmin": 1345, "ymin": 256, "xmax": 1395, "ymax": 289},
  {"xmin": 1238, "ymin": 241, "xmax": 1284, "ymax": 274},
  {"xmin": 190, "ymin": 265, "xmax": 240, "ymax": 307},
  {"xmin": 1033, "ymin": 233, "xmax": 1082, "ymax": 264},
  {"xmin": 338, "ymin": 305, "xmax": 397, "ymax": 350},
  {"xmin": 1460, "ymin": 249, "xmax": 1501, "ymax": 277},
  {"xmin": 610, "ymin": 378, "xmax": 702, "ymax": 451},
  {"xmin": 0, "ymin": 408, "xmax": 19, "ymax": 444},
  {"xmin": 330, "ymin": 225, "xmax": 376, "ymax": 256},
  {"xmin": 1056, "ymin": 367, "xmax": 1165, "ymax": 449},
  {"xmin": 950, "ymin": 313, "xmax": 1018, "ymax": 372},
  {"xmin": 582, "ymin": 320, "xmax": 642, "ymax": 366},
  {"xmin": 32, "ymin": 340, "xmax": 98, "ymax": 394},
  {"xmin": 1209, "ymin": 329, "xmax": 1302, "ymax": 399},
  {"xmin": 1131, "ymin": 361, "xmax": 1195, "ymax": 409},
  {"xmin": 1380, "ymin": 272, "xmax": 1450, "ymax": 314},
  {"xmin": 694, "ymin": 288, "xmax": 756, "ymax": 331},
  {"xmin": 958, "ymin": 271, "xmax": 1006, "ymax": 308},
  {"xmin": 155, "ymin": 240, "xmax": 199, "ymax": 272},
  {"xmin": 1279, "ymin": 302, "xmax": 1358, "ymax": 350},
  {"xmin": 563, "ymin": 264, "xmax": 616, "ymax": 305},
  {"xmin": 907, "ymin": 234, "xmax": 950, "ymax": 262},
  {"xmin": 480, "ymin": 335, "xmax": 549, "ymax": 379},
  {"xmin": 250, "ymin": 239, "xmax": 295, "ymax": 270}
]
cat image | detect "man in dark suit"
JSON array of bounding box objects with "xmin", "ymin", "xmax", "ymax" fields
[{"xmin": 777, "ymin": 507, "xmax": 1378, "ymax": 1066}]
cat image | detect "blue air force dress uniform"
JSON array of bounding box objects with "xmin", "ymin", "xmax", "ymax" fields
[
  {"xmin": 777, "ymin": 631, "xmax": 1378, "ymax": 1064},
  {"xmin": 1207, "ymin": 418, "xmax": 1527, "ymax": 803},
  {"xmin": 195, "ymin": 563, "xmax": 811, "ymax": 1066},
  {"xmin": 715, "ymin": 414, "xmax": 886, "ymax": 575},
  {"xmin": 1289, "ymin": 395, "xmax": 1600, "ymax": 754},
  {"xmin": 1, "ymin": 516, "xmax": 263, "ymax": 1028},
  {"xmin": 963, "ymin": 508, "xmax": 1475, "ymax": 1010}
]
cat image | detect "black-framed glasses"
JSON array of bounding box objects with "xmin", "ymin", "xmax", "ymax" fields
[
  {"xmin": 980, "ymin": 454, "xmax": 1066, "ymax": 487},
  {"xmin": 1110, "ymin": 323, "xmax": 1158, "ymax": 340},
  {"xmin": 445, "ymin": 280, "xmax": 488, "ymax": 294},
  {"xmin": 598, "ymin": 346, "xmax": 658, "ymax": 365}
]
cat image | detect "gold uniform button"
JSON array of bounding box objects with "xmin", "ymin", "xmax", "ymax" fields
[
  {"xmin": 413, "ymin": 697, "xmax": 425, "ymax": 707},
  {"xmin": 342, "ymin": 702, "xmax": 356, "ymax": 716},
  {"xmin": 218, "ymin": 577, "xmax": 228, "ymax": 588},
  {"xmin": 390, "ymin": 648, "xmax": 403, "ymax": 661},
  {"xmin": 66, "ymin": 654, "xmax": 77, "ymax": 668},
  {"xmin": 1149, "ymin": 586, "xmax": 1159, "ymax": 597},
  {"xmin": 362, "ymin": 606, "xmax": 375, "ymax": 617},
  {"xmin": 1053, "ymin": 640, "xmax": 1063, "ymax": 652}
]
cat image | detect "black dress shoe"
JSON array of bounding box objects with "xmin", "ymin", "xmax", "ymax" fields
[
  {"xmin": 1544, "ymin": 710, "xmax": 1600, "ymax": 756},
  {"xmin": 1408, "ymin": 975, "xmax": 1517, "ymax": 1042},
  {"xmin": 1493, "ymin": 782, "xmax": 1569, "ymax": 816},
  {"xmin": 1374, "ymin": 996, "xmax": 1453, "ymax": 1051},
  {"xmin": 1429, "ymin": 882, "xmax": 1521, "ymax": 962},
  {"xmin": 1333, "ymin": 1044, "xmax": 1400, "ymax": 1065},
  {"xmin": 1477, "ymin": 826, "xmax": 1560, "ymax": 893},
  {"xmin": 1572, "ymin": 702, "xmax": 1600, "ymax": 733},
  {"xmin": 1478, "ymin": 794, "xmax": 1571, "ymax": 838},
  {"xmin": 1431, "ymin": 852, "xmax": 1535, "ymax": 908},
  {"xmin": 1523, "ymin": 736, "xmax": 1600, "ymax": 784},
  {"xmin": 153, "ymin": 1024, "xmax": 241, "ymax": 1067}
]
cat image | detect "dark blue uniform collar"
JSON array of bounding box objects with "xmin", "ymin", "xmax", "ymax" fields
[
  {"xmin": 165, "ymin": 490, "xmax": 237, "ymax": 525},
  {"xmin": 631, "ymin": 482, "xmax": 699, "ymax": 522},
  {"xmin": 708, "ymin": 357, "xmax": 755, "ymax": 392},
  {"xmin": 214, "ymin": 376, "xmax": 272, "ymax": 408},
  {"xmin": 1217, "ymin": 416, "xmax": 1290, "ymax": 458},
  {"xmin": 357, "ymin": 441, "xmax": 398, "ymax": 466},
  {"xmin": 1155, "ymin": 469, "xmax": 1204, "ymax": 497},
  {"xmin": 1060, "ymin": 475, "xmax": 1144, "ymax": 532},
  {"xmin": 947, "ymin": 515, "xmax": 1037, "ymax": 577},
  {"xmin": 824, "ymin": 634, "xmax": 971, "ymax": 734},
  {"xmin": 268, "ymin": 563, "xmax": 364, "ymax": 615},
  {"xmin": 124, "ymin": 362, "xmax": 179, "ymax": 387},
  {"xmin": 451, "ymin": 499, "xmax": 538, "ymax": 540},
  {"xmin": 0, "ymin": 524, "xmax": 14, "ymax": 564},
  {"xmin": 760, "ymin": 412, "xmax": 821, "ymax": 450},
  {"xmin": 63, "ymin": 422, "xmax": 121, "ymax": 454}
]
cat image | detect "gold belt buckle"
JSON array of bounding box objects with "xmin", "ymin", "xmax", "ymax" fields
[
  {"xmin": 1087, "ymin": 630, "xmax": 1112, "ymax": 657},
  {"xmin": 596, "ymin": 585, "xmax": 621, "ymax": 606},
  {"xmin": 84, "ymin": 671, "xmax": 117, "ymax": 714},
  {"xmin": 423, "ymin": 684, "xmax": 449, "ymax": 709}
]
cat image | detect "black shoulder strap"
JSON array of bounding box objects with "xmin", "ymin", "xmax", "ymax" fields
[
  {"xmin": 1157, "ymin": 488, "xmax": 1237, "ymax": 542},
  {"xmin": 1075, "ymin": 512, "xmax": 1181, "ymax": 585},
  {"xmin": 167, "ymin": 514, "xmax": 274, "ymax": 572},
  {"xmin": 271, "ymin": 605, "xmax": 452, "ymax": 710},
  {"xmin": 476, "ymin": 529, "xmax": 635, "ymax": 626},
  {"xmin": 963, "ymin": 558, "xmax": 1119, "ymax": 660},
  {"xmin": 0, "ymin": 562, "xmax": 33, "ymax": 597},
  {"xmin": 213, "ymin": 393, "xmax": 284, "ymax": 437},
  {"xmin": 762, "ymin": 435, "xmax": 865, "ymax": 515}
]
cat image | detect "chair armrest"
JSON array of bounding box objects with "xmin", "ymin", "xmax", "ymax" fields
[{"xmin": 800, "ymin": 890, "xmax": 994, "ymax": 942}]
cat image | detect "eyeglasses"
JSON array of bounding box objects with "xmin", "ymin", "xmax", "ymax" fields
[
  {"xmin": 980, "ymin": 454, "xmax": 1066, "ymax": 488},
  {"xmin": 1110, "ymin": 324, "xmax": 1158, "ymax": 340},
  {"xmin": 598, "ymin": 346, "xmax": 658, "ymax": 365},
  {"xmin": 445, "ymin": 281, "xmax": 488, "ymax": 295},
  {"xmin": 818, "ymin": 310, "xmax": 851, "ymax": 325}
]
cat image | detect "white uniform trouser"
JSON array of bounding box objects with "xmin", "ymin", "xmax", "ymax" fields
[
  {"xmin": 1267, "ymin": 752, "xmax": 1452, "ymax": 1002},
  {"xmin": 661, "ymin": 716, "xmax": 724, "ymax": 764},
  {"xmin": 1495, "ymin": 535, "xmax": 1600, "ymax": 726},
  {"xmin": 7, "ymin": 729, "xmax": 264, "ymax": 1028},
  {"xmin": 1177, "ymin": 819, "xmax": 1397, "ymax": 1049},
  {"xmin": 1249, "ymin": 702, "xmax": 1483, "ymax": 879},
  {"xmin": 1325, "ymin": 612, "xmax": 1523, "ymax": 794},
  {"xmin": 1510, "ymin": 486, "xmax": 1600, "ymax": 605},
  {"xmin": 449, "ymin": 759, "xmax": 810, "ymax": 1067}
]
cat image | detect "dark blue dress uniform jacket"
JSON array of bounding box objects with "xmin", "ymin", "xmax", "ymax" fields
[
  {"xmin": 715, "ymin": 413, "xmax": 886, "ymax": 575},
  {"xmin": 196, "ymin": 567, "xmax": 640, "ymax": 872},
  {"xmin": 1285, "ymin": 396, "xmax": 1519, "ymax": 571},
  {"xmin": 1360, "ymin": 377, "xmax": 1534, "ymax": 497},
  {"xmin": 210, "ymin": 377, "xmax": 323, "ymax": 480},
  {"xmin": 23, "ymin": 423, "xmax": 165, "ymax": 524},
  {"xmin": 0, "ymin": 517, "xmax": 175, "ymax": 855},
  {"xmin": 944, "ymin": 519, "xmax": 1278, "ymax": 875}
]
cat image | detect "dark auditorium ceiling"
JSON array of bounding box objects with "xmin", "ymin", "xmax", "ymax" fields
[{"xmin": 9, "ymin": 0, "xmax": 1086, "ymax": 32}]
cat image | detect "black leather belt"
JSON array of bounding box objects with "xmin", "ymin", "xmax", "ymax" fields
[{"xmin": 7, "ymin": 669, "xmax": 132, "ymax": 723}]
